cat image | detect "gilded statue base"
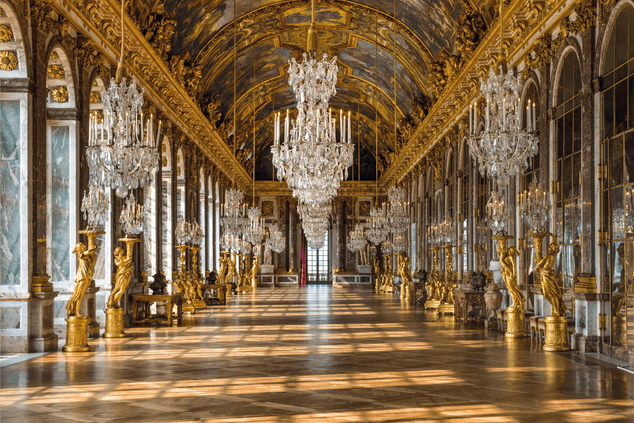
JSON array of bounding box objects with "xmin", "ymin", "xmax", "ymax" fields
[
  {"xmin": 383, "ymin": 285, "xmax": 395, "ymax": 293},
  {"xmin": 425, "ymin": 299, "xmax": 440, "ymax": 309},
  {"xmin": 226, "ymin": 284, "xmax": 233, "ymax": 298},
  {"xmin": 183, "ymin": 303, "xmax": 196, "ymax": 314},
  {"xmin": 612, "ymin": 315, "xmax": 627, "ymax": 346},
  {"xmin": 193, "ymin": 299, "xmax": 206, "ymax": 309},
  {"xmin": 236, "ymin": 285, "xmax": 250, "ymax": 292},
  {"xmin": 437, "ymin": 302, "xmax": 455, "ymax": 315},
  {"xmin": 544, "ymin": 316, "xmax": 571, "ymax": 352},
  {"xmin": 103, "ymin": 308, "xmax": 126, "ymax": 338},
  {"xmin": 62, "ymin": 315, "xmax": 90, "ymax": 352},
  {"xmin": 505, "ymin": 308, "xmax": 527, "ymax": 338}
]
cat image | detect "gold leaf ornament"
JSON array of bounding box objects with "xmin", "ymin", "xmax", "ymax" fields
[
  {"xmin": 47, "ymin": 64, "xmax": 64, "ymax": 79},
  {"xmin": 0, "ymin": 50, "xmax": 17, "ymax": 71},
  {"xmin": 90, "ymin": 91, "xmax": 101, "ymax": 103},
  {"xmin": 0, "ymin": 24, "xmax": 12, "ymax": 42},
  {"xmin": 51, "ymin": 86, "xmax": 69, "ymax": 103}
]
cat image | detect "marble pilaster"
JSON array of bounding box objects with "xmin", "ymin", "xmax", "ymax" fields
[
  {"xmin": 288, "ymin": 199, "xmax": 297, "ymax": 273},
  {"xmin": 29, "ymin": 291, "xmax": 59, "ymax": 352},
  {"xmin": 333, "ymin": 198, "xmax": 345, "ymax": 273}
]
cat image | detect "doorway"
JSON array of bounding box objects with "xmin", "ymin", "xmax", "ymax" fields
[{"xmin": 307, "ymin": 231, "xmax": 330, "ymax": 284}]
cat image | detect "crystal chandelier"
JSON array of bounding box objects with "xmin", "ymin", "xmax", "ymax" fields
[
  {"xmin": 438, "ymin": 218, "xmax": 456, "ymax": 246},
  {"xmin": 81, "ymin": 185, "xmax": 109, "ymax": 230},
  {"xmin": 427, "ymin": 220, "xmax": 443, "ymax": 247},
  {"xmin": 86, "ymin": 0, "xmax": 161, "ymax": 198},
  {"xmin": 190, "ymin": 221, "xmax": 204, "ymax": 247},
  {"xmin": 220, "ymin": 188, "xmax": 248, "ymax": 237},
  {"xmin": 299, "ymin": 201, "xmax": 332, "ymax": 249},
  {"xmin": 271, "ymin": 0, "xmax": 354, "ymax": 207},
  {"xmin": 392, "ymin": 233, "xmax": 407, "ymax": 254},
  {"xmin": 486, "ymin": 190, "xmax": 509, "ymax": 236},
  {"xmin": 347, "ymin": 223, "xmax": 367, "ymax": 253},
  {"xmin": 221, "ymin": 233, "xmax": 243, "ymax": 253},
  {"xmin": 519, "ymin": 181, "xmax": 550, "ymax": 232},
  {"xmin": 385, "ymin": 186, "xmax": 410, "ymax": 235},
  {"xmin": 243, "ymin": 206, "xmax": 265, "ymax": 246},
  {"xmin": 381, "ymin": 240, "xmax": 393, "ymax": 256},
  {"xmin": 466, "ymin": 0, "xmax": 538, "ymax": 188},
  {"xmin": 265, "ymin": 224, "xmax": 286, "ymax": 254},
  {"xmin": 120, "ymin": 194, "xmax": 146, "ymax": 237},
  {"xmin": 176, "ymin": 215, "xmax": 192, "ymax": 245},
  {"xmin": 367, "ymin": 203, "xmax": 388, "ymax": 245}
]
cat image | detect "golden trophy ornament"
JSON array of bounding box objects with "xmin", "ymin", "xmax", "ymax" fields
[
  {"xmin": 438, "ymin": 245, "xmax": 456, "ymax": 315},
  {"xmin": 398, "ymin": 253, "xmax": 412, "ymax": 300},
  {"xmin": 494, "ymin": 236, "xmax": 526, "ymax": 337},
  {"xmin": 535, "ymin": 241, "xmax": 570, "ymax": 351},
  {"xmin": 103, "ymin": 237, "xmax": 140, "ymax": 338},
  {"xmin": 63, "ymin": 229, "xmax": 104, "ymax": 352},
  {"xmin": 425, "ymin": 246, "xmax": 442, "ymax": 309}
]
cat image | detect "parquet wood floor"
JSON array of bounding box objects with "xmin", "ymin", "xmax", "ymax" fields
[{"xmin": 1, "ymin": 286, "xmax": 633, "ymax": 422}]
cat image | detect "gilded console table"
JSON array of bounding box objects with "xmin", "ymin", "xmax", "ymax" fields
[
  {"xmin": 200, "ymin": 284, "xmax": 226, "ymax": 305},
  {"xmin": 131, "ymin": 293, "xmax": 183, "ymax": 326},
  {"xmin": 454, "ymin": 291, "xmax": 485, "ymax": 324}
]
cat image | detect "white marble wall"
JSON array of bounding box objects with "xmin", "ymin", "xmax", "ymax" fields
[
  {"xmin": 161, "ymin": 181, "xmax": 172, "ymax": 284},
  {"xmin": 144, "ymin": 179, "xmax": 157, "ymax": 278}
]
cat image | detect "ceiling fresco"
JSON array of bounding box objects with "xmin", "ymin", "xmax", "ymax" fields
[{"xmin": 161, "ymin": 0, "xmax": 463, "ymax": 178}]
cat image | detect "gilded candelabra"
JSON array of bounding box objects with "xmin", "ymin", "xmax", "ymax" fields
[
  {"xmin": 104, "ymin": 194, "xmax": 144, "ymax": 339},
  {"xmin": 373, "ymin": 256, "xmax": 381, "ymax": 293},
  {"xmin": 251, "ymin": 255, "xmax": 260, "ymax": 289},
  {"xmin": 398, "ymin": 253, "xmax": 412, "ymax": 300},
  {"xmin": 494, "ymin": 235, "xmax": 526, "ymax": 337},
  {"xmin": 438, "ymin": 244, "xmax": 456, "ymax": 315},
  {"xmin": 175, "ymin": 245, "xmax": 196, "ymax": 314},
  {"xmin": 535, "ymin": 240, "xmax": 570, "ymax": 351},
  {"xmin": 189, "ymin": 246, "xmax": 207, "ymax": 308},
  {"xmin": 425, "ymin": 246, "xmax": 442, "ymax": 309},
  {"xmin": 63, "ymin": 229, "xmax": 104, "ymax": 352}
]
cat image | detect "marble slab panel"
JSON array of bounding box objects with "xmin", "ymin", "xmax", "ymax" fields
[
  {"xmin": 50, "ymin": 126, "xmax": 70, "ymax": 283},
  {"xmin": 0, "ymin": 306, "xmax": 21, "ymax": 329},
  {"xmin": 0, "ymin": 100, "xmax": 21, "ymax": 286}
]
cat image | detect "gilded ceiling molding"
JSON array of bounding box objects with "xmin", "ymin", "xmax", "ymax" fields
[
  {"xmin": 52, "ymin": 0, "xmax": 250, "ymax": 190},
  {"xmin": 384, "ymin": 0, "xmax": 581, "ymax": 186}
]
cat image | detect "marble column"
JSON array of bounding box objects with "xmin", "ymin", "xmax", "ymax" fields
[
  {"xmin": 289, "ymin": 199, "xmax": 298, "ymax": 273},
  {"xmin": 333, "ymin": 197, "xmax": 345, "ymax": 274}
]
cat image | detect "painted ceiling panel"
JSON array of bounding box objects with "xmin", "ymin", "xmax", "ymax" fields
[{"xmin": 160, "ymin": 0, "xmax": 459, "ymax": 176}]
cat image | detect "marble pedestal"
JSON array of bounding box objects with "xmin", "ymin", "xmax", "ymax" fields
[
  {"xmin": 79, "ymin": 284, "xmax": 100, "ymax": 338},
  {"xmin": 358, "ymin": 265, "xmax": 372, "ymax": 274},
  {"xmin": 29, "ymin": 291, "xmax": 59, "ymax": 352},
  {"xmin": 261, "ymin": 265, "xmax": 274, "ymax": 274},
  {"xmin": 333, "ymin": 274, "xmax": 372, "ymax": 286}
]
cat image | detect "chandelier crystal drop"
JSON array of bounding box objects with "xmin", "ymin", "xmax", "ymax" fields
[
  {"xmin": 298, "ymin": 200, "xmax": 332, "ymax": 249},
  {"xmin": 519, "ymin": 181, "xmax": 550, "ymax": 232},
  {"xmin": 176, "ymin": 215, "xmax": 192, "ymax": 245},
  {"xmin": 87, "ymin": 79, "xmax": 161, "ymax": 198},
  {"xmin": 467, "ymin": 66, "xmax": 538, "ymax": 187},
  {"xmin": 486, "ymin": 191, "xmax": 509, "ymax": 236},
  {"xmin": 120, "ymin": 194, "xmax": 146, "ymax": 237},
  {"xmin": 287, "ymin": 52, "xmax": 338, "ymax": 106},
  {"xmin": 81, "ymin": 185, "xmax": 109, "ymax": 231},
  {"xmin": 220, "ymin": 188, "xmax": 248, "ymax": 237},
  {"xmin": 427, "ymin": 220, "xmax": 443, "ymax": 247},
  {"xmin": 438, "ymin": 218, "xmax": 456, "ymax": 246},
  {"xmin": 366, "ymin": 204, "xmax": 388, "ymax": 245}
]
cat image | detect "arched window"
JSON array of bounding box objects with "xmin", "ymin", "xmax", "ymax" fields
[
  {"xmin": 46, "ymin": 46, "xmax": 78, "ymax": 296},
  {"xmin": 554, "ymin": 49, "xmax": 582, "ymax": 304},
  {"xmin": 601, "ymin": 4, "xmax": 634, "ymax": 347}
]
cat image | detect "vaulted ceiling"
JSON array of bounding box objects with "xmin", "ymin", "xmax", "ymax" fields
[{"xmin": 160, "ymin": 0, "xmax": 465, "ymax": 178}]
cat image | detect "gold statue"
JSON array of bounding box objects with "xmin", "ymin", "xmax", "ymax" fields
[
  {"xmin": 107, "ymin": 242, "xmax": 136, "ymax": 309},
  {"xmin": 536, "ymin": 242, "xmax": 566, "ymax": 316},
  {"xmin": 217, "ymin": 253, "xmax": 228, "ymax": 285},
  {"xmin": 499, "ymin": 245, "xmax": 525, "ymax": 310},
  {"xmin": 398, "ymin": 254, "xmax": 412, "ymax": 299},
  {"xmin": 225, "ymin": 254, "xmax": 236, "ymax": 286},
  {"xmin": 427, "ymin": 270, "xmax": 437, "ymax": 300},
  {"xmin": 373, "ymin": 256, "xmax": 381, "ymax": 291},
  {"xmin": 251, "ymin": 256, "xmax": 260, "ymax": 289},
  {"xmin": 66, "ymin": 242, "xmax": 97, "ymax": 316}
]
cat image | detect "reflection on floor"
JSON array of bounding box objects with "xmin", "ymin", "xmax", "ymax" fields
[{"xmin": 1, "ymin": 286, "xmax": 633, "ymax": 422}]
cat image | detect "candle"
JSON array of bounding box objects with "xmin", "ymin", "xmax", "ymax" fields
[
  {"xmin": 532, "ymin": 102, "xmax": 536, "ymax": 130},
  {"xmin": 348, "ymin": 111, "xmax": 351, "ymax": 143}
]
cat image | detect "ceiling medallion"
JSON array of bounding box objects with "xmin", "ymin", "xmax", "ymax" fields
[
  {"xmin": 51, "ymin": 86, "xmax": 69, "ymax": 103},
  {"xmin": 0, "ymin": 24, "xmax": 12, "ymax": 42},
  {"xmin": 0, "ymin": 50, "xmax": 17, "ymax": 71},
  {"xmin": 47, "ymin": 64, "xmax": 64, "ymax": 79}
]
